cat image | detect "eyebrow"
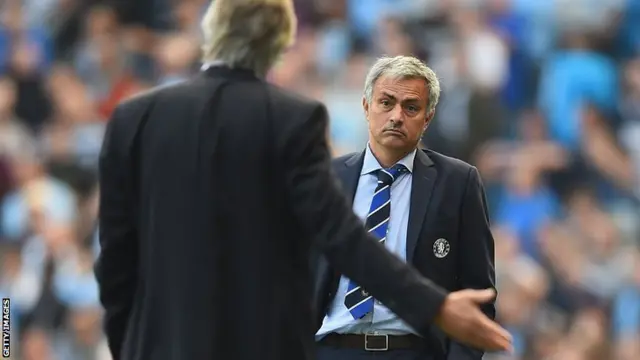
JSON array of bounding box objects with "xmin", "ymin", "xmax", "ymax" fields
[
  {"xmin": 380, "ymin": 92, "xmax": 421, "ymax": 104},
  {"xmin": 380, "ymin": 92, "xmax": 397, "ymax": 101}
]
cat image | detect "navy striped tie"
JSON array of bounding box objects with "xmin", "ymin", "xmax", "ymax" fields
[{"xmin": 344, "ymin": 164, "xmax": 408, "ymax": 319}]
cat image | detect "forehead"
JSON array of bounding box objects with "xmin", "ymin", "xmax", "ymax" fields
[{"xmin": 373, "ymin": 75, "xmax": 428, "ymax": 101}]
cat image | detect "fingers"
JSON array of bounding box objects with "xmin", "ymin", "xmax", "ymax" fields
[
  {"xmin": 476, "ymin": 312, "xmax": 513, "ymax": 352},
  {"xmin": 440, "ymin": 288, "xmax": 512, "ymax": 352},
  {"xmin": 465, "ymin": 288, "xmax": 496, "ymax": 304}
]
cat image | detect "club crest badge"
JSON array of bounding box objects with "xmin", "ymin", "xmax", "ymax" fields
[{"xmin": 433, "ymin": 238, "xmax": 450, "ymax": 258}]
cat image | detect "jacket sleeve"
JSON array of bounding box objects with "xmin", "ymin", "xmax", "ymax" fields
[
  {"xmin": 94, "ymin": 102, "xmax": 143, "ymax": 360},
  {"xmin": 282, "ymin": 103, "xmax": 448, "ymax": 335}
]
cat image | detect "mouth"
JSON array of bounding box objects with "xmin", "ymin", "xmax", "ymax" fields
[{"xmin": 384, "ymin": 129, "xmax": 405, "ymax": 136}]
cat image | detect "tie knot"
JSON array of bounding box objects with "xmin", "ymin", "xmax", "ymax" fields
[{"xmin": 377, "ymin": 164, "xmax": 407, "ymax": 185}]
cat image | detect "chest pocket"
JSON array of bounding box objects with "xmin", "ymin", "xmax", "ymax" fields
[{"xmin": 415, "ymin": 213, "xmax": 459, "ymax": 290}]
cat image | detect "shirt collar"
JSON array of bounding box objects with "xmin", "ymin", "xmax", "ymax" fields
[
  {"xmin": 360, "ymin": 144, "xmax": 417, "ymax": 175},
  {"xmin": 200, "ymin": 60, "xmax": 227, "ymax": 71}
]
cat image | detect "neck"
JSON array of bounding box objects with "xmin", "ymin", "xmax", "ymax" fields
[{"xmin": 369, "ymin": 142, "xmax": 412, "ymax": 169}]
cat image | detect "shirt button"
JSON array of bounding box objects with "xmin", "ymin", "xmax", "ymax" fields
[{"xmin": 361, "ymin": 289, "xmax": 369, "ymax": 297}]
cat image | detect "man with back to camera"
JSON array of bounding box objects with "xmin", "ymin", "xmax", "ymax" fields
[
  {"xmin": 94, "ymin": 1, "xmax": 512, "ymax": 359},
  {"xmin": 313, "ymin": 56, "xmax": 496, "ymax": 360}
]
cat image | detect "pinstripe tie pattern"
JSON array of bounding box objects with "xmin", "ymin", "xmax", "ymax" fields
[{"xmin": 344, "ymin": 164, "xmax": 408, "ymax": 319}]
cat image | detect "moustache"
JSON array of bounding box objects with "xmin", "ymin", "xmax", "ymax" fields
[{"xmin": 383, "ymin": 124, "xmax": 404, "ymax": 133}]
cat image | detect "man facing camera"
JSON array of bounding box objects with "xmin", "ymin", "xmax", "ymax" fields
[{"xmin": 314, "ymin": 56, "xmax": 496, "ymax": 360}]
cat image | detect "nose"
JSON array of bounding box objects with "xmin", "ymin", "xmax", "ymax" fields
[{"xmin": 389, "ymin": 104, "xmax": 405, "ymax": 124}]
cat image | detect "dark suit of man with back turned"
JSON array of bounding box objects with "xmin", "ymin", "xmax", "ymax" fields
[
  {"xmin": 94, "ymin": 1, "xmax": 512, "ymax": 360},
  {"xmin": 313, "ymin": 56, "xmax": 496, "ymax": 360}
]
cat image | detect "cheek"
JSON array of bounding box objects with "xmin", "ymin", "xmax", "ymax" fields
[
  {"xmin": 367, "ymin": 114, "xmax": 387, "ymax": 132},
  {"xmin": 407, "ymin": 119, "xmax": 426, "ymax": 137}
]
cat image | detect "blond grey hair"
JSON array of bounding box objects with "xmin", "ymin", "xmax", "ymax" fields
[
  {"xmin": 364, "ymin": 56, "xmax": 441, "ymax": 114},
  {"xmin": 200, "ymin": 0, "xmax": 297, "ymax": 77}
]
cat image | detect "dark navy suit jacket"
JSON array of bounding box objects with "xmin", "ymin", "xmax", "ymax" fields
[{"xmin": 312, "ymin": 149, "xmax": 496, "ymax": 360}]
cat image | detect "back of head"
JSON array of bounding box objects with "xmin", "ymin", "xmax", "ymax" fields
[{"xmin": 200, "ymin": 0, "xmax": 297, "ymax": 77}]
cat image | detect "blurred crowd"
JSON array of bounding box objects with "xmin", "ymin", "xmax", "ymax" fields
[{"xmin": 0, "ymin": 0, "xmax": 639, "ymax": 359}]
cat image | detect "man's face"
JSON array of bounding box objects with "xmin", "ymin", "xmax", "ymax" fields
[{"xmin": 364, "ymin": 75, "xmax": 433, "ymax": 152}]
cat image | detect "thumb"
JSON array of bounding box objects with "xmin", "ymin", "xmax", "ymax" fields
[{"xmin": 466, "ymin": 288, "xmax": 496, "ymax": 304}]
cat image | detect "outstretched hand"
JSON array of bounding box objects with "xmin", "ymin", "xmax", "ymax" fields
[{"xmin": 434, "ymin": 288, "xmax": 513, "ymax": 353}]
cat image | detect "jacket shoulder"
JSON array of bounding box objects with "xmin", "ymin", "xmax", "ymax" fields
[
  {"xmin": 332, "ymin": 152, "xmax": 357, "ymax": 168},
  {"xmin": 113, "ymin": 81, "xmax": 186, "ymax": 116},
  {"xmin": 264, "ymin": 83, "xmax": 324, "ymax": 115},
  {"xmin": 423, "ymin": 149, "xmax": 476, "ymax": 176},
  {"xmin": 119, "ymin": 78, "xmax": 324, "ymax": 116}
]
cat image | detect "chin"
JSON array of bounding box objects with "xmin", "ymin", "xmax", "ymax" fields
[{"xmin": 380, "ymin": 137, "xmax": 410, "ymax": 149}]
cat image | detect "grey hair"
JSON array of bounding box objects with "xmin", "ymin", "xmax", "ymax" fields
[
  {"xmin": 363, "ymin": 56, "xmax": 441, "ymax": 114},
  {"xmin": 200, "ymin": 0, "xmax": 297, "ymax": 77}
]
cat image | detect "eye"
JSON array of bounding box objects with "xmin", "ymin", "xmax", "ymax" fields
[{"xmin": 381, "ymin": 99, "xmax": 391, "ymax": 107}]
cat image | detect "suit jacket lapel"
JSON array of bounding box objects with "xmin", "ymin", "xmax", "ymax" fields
[
  {"xmin": 406, "ymin": 150, "xmax": 437, "ymax": 263},
  {"xmin": 336, "ymin": 151, "xmax": 364, "ymax": 203}
]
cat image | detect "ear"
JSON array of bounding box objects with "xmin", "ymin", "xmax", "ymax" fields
[
  {"xmin": 362, "ymin": 96, "xmax": 369, "ymax": 121},
  {"xmin": 424, "ymin": 109, "xmax": 435, "ymax": 131}
]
